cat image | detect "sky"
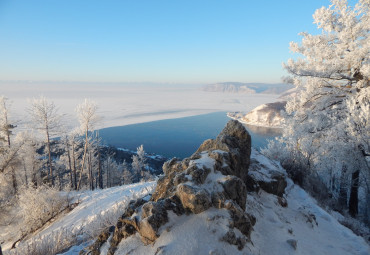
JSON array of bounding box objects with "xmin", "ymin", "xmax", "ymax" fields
[{"xmin": 0, "ymin": 0, "xmax": 339, "ymax": 84}]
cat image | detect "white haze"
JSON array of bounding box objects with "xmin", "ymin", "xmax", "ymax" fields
[{"xmin": 1, "ymin": 82, "xmax": 279, "ymax": 131}]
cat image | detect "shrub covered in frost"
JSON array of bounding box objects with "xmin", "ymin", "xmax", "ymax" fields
[{"xmin": 18, "ymin": 185, "xmax": 70, "ymax": 234}]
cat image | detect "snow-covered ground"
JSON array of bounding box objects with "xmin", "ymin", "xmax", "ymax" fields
[
  {"xmin": 7, "ymin": 150, "xmax": 367, "ymax": 255},
  {"xmin": 247, "ymin": 155, "xmax": 370, "ymax": 255},
  {"xmin": 109, "ymin": 150, "xmax": 370, "ymax": 255},
  {"xmin": 0, "ymin": 82, "xmax": 278, "ymax": 130},
  {"xmin": 3, "ymin": 182, "xmax": 156, "ymax": 254}
]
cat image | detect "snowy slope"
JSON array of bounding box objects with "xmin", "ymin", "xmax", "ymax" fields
[
  {"xmin": 109, "ymin": 150, "xmax": 369, "ymax": 255},
  {"xmin": 5, "ymin": 153, "xmax": 370, "ymax": 255},
  {"xmin": 4, "ymin": 182, "xmax": 156, "ymax": 254},
  {"xmin": 247, "ymin": 177, "xmax": 369, "ymax": 254}
]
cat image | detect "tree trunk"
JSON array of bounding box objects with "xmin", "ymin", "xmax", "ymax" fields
[
  {"xmin": 98, "ymin": 147, "xmax": 103, "ymax": 189},
  {"xmin": 66, "ymin": 137, "xmax": 73, "ymax": 188},
  {"xmin": 349, "ymin": 170, "xmax": 359, "ymax": 217},
  {"xmin": 77, "ymin": 129, "xmax": 89, "ymax": 190},
  {"xmin": 72, "ymin": 142, "xmax": 77, "ymax": 190},
  {"xmin": 339, "ymin": 165, "xmax": 348, "ymax": 209},
  {"xmin": 46, "ymin": 129, "xmax": 54, "ymax": 186},
  {"xmin": 23, "ymin": 161, "xmax": 28, "ymax": 187},
  {"xmin": 11, "ymin": 166, "xmax": 17, "ymax": 193},
  {"xmin": 106, "ymin": 160, "xmax": 110, "ymax": 188},
  {"xmin": 31, "ymin": 171, "xmax": 37, "ymax": 188}
]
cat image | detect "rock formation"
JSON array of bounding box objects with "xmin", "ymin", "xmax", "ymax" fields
[{"xmin": 80, "ymin": 120, "xmax": 288, "ymax": 255}]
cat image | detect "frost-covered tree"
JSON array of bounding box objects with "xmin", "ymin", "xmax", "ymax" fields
[
  {"xmin": 28, "ymin": 96, "xmax": 63, "ymax": 186},
  {"xmin": 18, "ymin": 185, "xmax": 69, "ymax": 234},
  {"xmin": 266, "ymin": 0, "xmax": 369, "ymax": 218},
  {"xmin": 0, "ymin": 96, "xmax": 16, "ymax": 147},
  {"xmin": 131, "ymin": 145, "xmax": 148, "ymax": 181},
  {"xmin": 122, "ymin": 160, "xmax": 133, "ymax": 184},
  {"xmin": 105, "ymin": 155, "xmax": 119, "ymax": 188},
  {"xmin": 75, "ymin": 99, "xmax": 100, "ymax": 190}
]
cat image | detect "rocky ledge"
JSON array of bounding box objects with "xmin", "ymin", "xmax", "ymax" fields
[{"xmin": 81, "ymin": 120, "xmax": 287, "ymax": 255}]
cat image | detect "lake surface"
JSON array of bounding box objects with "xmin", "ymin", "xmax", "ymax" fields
[{"xmin": 98, "ymin": 112, "xmax": 281, "ymax": 159}]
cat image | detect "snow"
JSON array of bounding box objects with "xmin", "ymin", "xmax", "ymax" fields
[
  {"xmin": 0, "ymin": 82, "xmax": 279, "ymax": 131},
  {"xmin": 3, "ymin": 182, "xmax": 156, "ymax": 254},
  {"xmin": 113, "ymin": 151, "xmax": 369, "ymax": 255},
  {"xmin": 115, "ymin": 209, "xmax": 244, "ymax": 255},
  {"xmin": 246, "ymin": 153, "xmax": 370, "ymax": 255},
  {"xmin": 228, "ymin": 101, "xmax": 286, "ymax": 128},
  {"xmin": 3, "ymin": 144, "xmax": 370, "ymax": 255},
  {"xmin": 247, "ymin": 181, "xmax": 370, "ymax": 255}
]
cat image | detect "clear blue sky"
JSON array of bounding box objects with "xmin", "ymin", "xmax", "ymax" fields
[{"xmin": 0, "ymin": 0, "xmax": 336, "ymax": 84}]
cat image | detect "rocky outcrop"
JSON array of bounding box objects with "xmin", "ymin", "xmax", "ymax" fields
[
  {"xmin": 247, "ymin": 154, "xmax": 287, "ymax": 197},
  {"xmin": 81, "ymin": 120, "xmax": 269, "ymax": 254}
]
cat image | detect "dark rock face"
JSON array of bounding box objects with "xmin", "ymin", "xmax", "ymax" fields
[
  {"xmin": 83, "ymin": 120, "xmax": 258, "ymax": 254},
  {"xmin": 221, "ymin": 176, "xmax": 247, "ymax": 211},
  {"xmin": 248, "ymin": 157, "xmax": 287, "ymax": 197},
  {"xmin": 257, "ymin": 170, "xmax": 287, "ymax": 197},
  {"xmin": 80, "ymin": 227, "xmax": 114, "ymax": 255},
  {"xmin": 195, "ymin": 120, "xmax": 251, "ymax": 183}
]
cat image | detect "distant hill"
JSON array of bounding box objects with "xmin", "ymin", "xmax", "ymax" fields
[{"xmin": 203, "ymin": 82, "xmax": 293, "ymax": 95}]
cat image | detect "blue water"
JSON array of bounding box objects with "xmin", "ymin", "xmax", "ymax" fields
[{"xmin": 98, "ymin": 112, "xmax": 281, "ymax": 159}]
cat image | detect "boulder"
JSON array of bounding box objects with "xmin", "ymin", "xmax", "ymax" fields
[
  {"xmin": 248, "ymin": 158, "xmax": 287, "ymax": 197},
  {"xmin": 139, "ymin": 195, "xmax": 187, "ymax": 244},
  {"xmin": 221, "ymin": 230, "xmax": 246, "ymax": 250},
  {"xmin": 253, "ymin": 170, "xmax": 287, "ymax": 197},
  {"xmin": 176, "ymin": 184, "xmax": 211, "ymax": 214}
]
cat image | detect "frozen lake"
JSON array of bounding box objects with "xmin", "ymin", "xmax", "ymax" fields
[
  {"xmin": 0, "ymin": 82, "xmax": 279, "ymax": 131},
  {"xmin": 99, "ymin": 112, "xmax": 281, "ymax": 158},
  {"xmin": 1, "ymin": 82, "xmax": 281, "ymax": 157}
]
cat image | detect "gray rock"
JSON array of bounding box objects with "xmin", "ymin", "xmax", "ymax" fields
[
  {"xmin": 195, "ymin": 120, "xmax": 251, "ymax": 184},
  {"xmin": 221, "ymin": 230, "xmax": 246, "ymax": 250},
  {"xmin": 186, "ymin": 165, "xmax": 211, "ymax": 185},
  {"xmin": 176, "ymin": 184, "xmax": 211, "ymax": 214},
  {"xmin": 80, "ymin": 226, "xmax": 113, "ymax": 255},
  {"xmin": 287, "ymin": 239, "xmax": 298, "ymax": 250},
  {"xmin": 257, "ymin": 171, "xmax": 287, "ymax": 197},
  {"xmin": 278, "ymin": 196, "xmax": 288, "ymax": 207},
  {"xmin": 138, "ymin": 197, "xmax": 186, "ymax": 244},
  {"xmin": 173, "ymin": 172, "xmax": 189, "ymax": 186},
  {"xmin": 225, "ymin": 201, "xmax": 255, "ymax": 239},
  {"xmin": 220, "ymin": 176, "xmax": 247, "ymax": 210},
  {"xmin": 211, "ymin": 191, "xmax": 227, "ymax": 209}
]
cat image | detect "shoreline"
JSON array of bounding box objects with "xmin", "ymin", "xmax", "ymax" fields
[{"xmin": 226, "ymin": 113, "xmax": 283, "ymax": 129}]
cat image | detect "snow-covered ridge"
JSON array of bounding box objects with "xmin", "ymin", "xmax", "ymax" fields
[{"xmin": 228, "ymin": 101, "xmax": 286, "ymax": 128}]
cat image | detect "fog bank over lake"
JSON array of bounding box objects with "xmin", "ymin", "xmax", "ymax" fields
[{"xmin": 0, "ymin": 82, "xmax": 279, "ymax": 131}]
